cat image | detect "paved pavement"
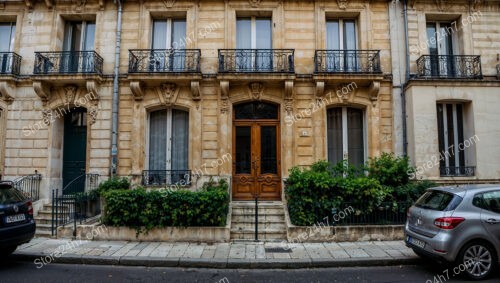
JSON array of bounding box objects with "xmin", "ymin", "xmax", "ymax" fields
[{"xmin": 10, "ymin": 237, "xmax": 421, "ymax": 269}]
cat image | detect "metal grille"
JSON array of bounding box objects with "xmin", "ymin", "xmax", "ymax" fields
[
  {"xmin": 33, "ymin": 51, "xmax": 104, "ymax": 75},
  {"xmin": 218, "ymin": 49, "xmax": 294, "ymax": 73},
  {"xmin": 416, "ymin": 55, "xmax": 482, "ymax": 79},
  {"xmin": 128, "ymin": 49, "xmax": 201, "ymax": 73},
  {"xmin": 315, "ymin": 50, "xmax": 381, "ymax": 73}
]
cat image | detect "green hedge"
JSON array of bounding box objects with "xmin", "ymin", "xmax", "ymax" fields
[
  {"xmin": 102, "ymin": 179, "xmax": 229, "ymax": 232},
  {"xmin": 285, "ymin": 155, "xmax": 437, "ymax": 226}
]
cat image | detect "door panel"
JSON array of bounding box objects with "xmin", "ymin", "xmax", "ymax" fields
[
  {"xmin": 232, "ymin": 118, "xmax": 281, "ymax": 201},
  {"xmin": 62, "ymin": 109, "xmax": 87, "ymax": 195}
]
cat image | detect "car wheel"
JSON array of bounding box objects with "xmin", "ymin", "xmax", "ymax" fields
[
  {"xmin": 0, "ymin": 246, "xmax": 17, "ymax": 256},
  {"xmin": 457, "ymin": 241, "xmax": 498, "ymax": 280}
]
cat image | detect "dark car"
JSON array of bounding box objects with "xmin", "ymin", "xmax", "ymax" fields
[{"xmin": 0, "ymin": 181, "xmax": 36, "ymax": 256}]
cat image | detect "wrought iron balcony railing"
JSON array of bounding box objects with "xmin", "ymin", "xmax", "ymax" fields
[
  {"xmin": 142, "ymin": 170, "xmax": 191, "ymax": 186},
  {"xmin": 315, "ymin": 50, "xmax": 381, "ymax": 73},
  {"xmin": 33, "ymin": 51, "xmax": 103, "ymax": 75},
  {"xmin": 416, "ymin": 55, "xmax": 482, "ymax": 79},
  {"xmin": 497, "ymin": 64, "xmax": 500, "ymax": 79},
  {"xmin": 0, "ymin": 52, "xmax": 21, "ymax": 75},
  {"xmin": 440, "ymin": 166, "xmax": 475, "ymax": 177},
  {"xmin": 128, "ymin": 49, "xmax": 201, "ymax": 73},
  {"xmin": 218, "ymin": 49, "xmax": 294, "ymax": 73}
]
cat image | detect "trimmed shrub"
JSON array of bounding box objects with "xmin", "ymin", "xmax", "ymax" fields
[
  {"xmin": 102, "ymin": 179, "xmax": 229, "ymax": 233},
  {"xmin": 97, "ymin": 177, "xmax": 130, "ymax": 195}
]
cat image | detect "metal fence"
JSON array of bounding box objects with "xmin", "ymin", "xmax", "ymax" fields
[
  {"xmin": 0, "ymin": 52, "xmax": 22, "ymax": 75},
  {"xmin": 314, "ymin": 50, "xmax": 381, "ymax": 73},
  {"xmin": 141, "ymin": 170, "xmax": 191, "ymax": 186},
  {"xmin": 332, "ymin": 202, "xmax": 412, "ymax": 226},
  {"xmin": 416, "ymin": 55, "xmax": 482, "ymax": 79},
  {"xmin": 128, "ymin": 49, "xmax": 201, "ymax": 73},
  {"xmin": 34, "ymin": 51, "xmax": 104, "ymax": 75},
  {"xmin": 12, "ymin": 172, "xmax": 42, "ymax": 201},
  {"xmin": 218, "ymin": 49, "xmax": 295, "ymax": 73}
]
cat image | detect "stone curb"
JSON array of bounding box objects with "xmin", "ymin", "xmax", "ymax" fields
[{"xmin": 10, "ymin": 252, "xmax": 422, "ymax": 269}]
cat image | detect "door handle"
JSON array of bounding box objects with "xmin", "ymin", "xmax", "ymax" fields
[{"xmin": 486, "ymin": 218, "xmax": 500, "ymax": 224}]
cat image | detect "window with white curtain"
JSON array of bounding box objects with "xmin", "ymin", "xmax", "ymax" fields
[
  {"xmin": 148, "ymin": 109, "xmax": 189, "ymax": 185},
  {"xmin": 326, "ymin": 19, "xmax": 357, "ymax": 72},
  {"xmin": 152, "ymin": 19, "xmax": 186, "ymax": 71},
  {"xmin": 236, "ymin": 17, "xmax": 272, "ymax": 71},
  {"xmin": 327, "ymin": 107, "xmax": 365, "ymax": 167}
]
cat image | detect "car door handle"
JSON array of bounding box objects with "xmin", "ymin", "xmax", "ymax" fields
[{"xmin": 486, "ymin": 219, "xmax": 500, "ymax": 224}]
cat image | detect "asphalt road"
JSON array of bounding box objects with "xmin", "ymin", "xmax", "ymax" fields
[{"xmin": 0, "ymin": 260, "xmax": 499, "ymax": 283}]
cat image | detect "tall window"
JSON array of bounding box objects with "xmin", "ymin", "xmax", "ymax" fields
[
  {"xmin": 0, "ymin": 22, "xmax": 16, "ymax": 73},
  {"xmin": 151, "ymin": 19, "xmax": 186, "ymax": 71},
  {"xmin": 326, "ymin": 19, "xmax": 357, "ymax": 72},
  {"xmin": 327, "ymin": 107, "xmax": 365, "ymax": 167},
  {"xmin": 236, "ymin": 17, "xmax": 272, "ymax": 70},
  {"xmin": 148, "ymin": 109, "xmax": 189, "ymax": 185},
  {"xmin": 437, "ymin": 103, "xmax": 471, "ymax": 176},
  {"xmin": 427, "ymin": 22, "xmax": 455, "ymax": 76},
  {"xmin": 62, "ymin": 21, "xmax": 96, "ymax": 72}
]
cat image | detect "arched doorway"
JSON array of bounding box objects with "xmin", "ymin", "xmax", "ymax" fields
[
  {"xmin": 62, "ymin": 107, "xmax": 87, "ymax": 194},
  {"xmin": 232, "ymin": 101, "xmax": 281, "ymax": 201}
]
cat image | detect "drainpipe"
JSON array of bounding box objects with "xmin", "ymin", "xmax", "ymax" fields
[
  {"xmin": 111, "ymin": 0, "xmax": 123, "ymax": 177},
  {"xmin": 402, "ymin": 0, "xmax": 410, "ymax": 156}
]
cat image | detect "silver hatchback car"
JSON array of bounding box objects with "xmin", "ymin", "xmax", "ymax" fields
[{"xmin": 405, "ymin": 184, "xmax": 500, "ymax": 280}]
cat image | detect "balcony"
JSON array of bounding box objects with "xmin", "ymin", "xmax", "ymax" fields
[
  {"xmin": 497, "ymin": 64, "xmax": 500, "ymax": 80},
  {"xmin": 218, "ymin": 49, "xmax": 294, "ymax": 73},
  {"xmin": 33, "ymin": 51, "xmax": 103, "ymax": 75},
  {"xmin": 0, "ymin": 52, "xmax": 21, "ymax": 76},
  {"xmin": 314, "ymin": 50, "xmax": 381, "ymax": 74},
  {"xmin": 142, "ymin": 170, "xmax": 191, "ymax": 187},
  {"xmin": 440, "ymin": 166, "xmax": 475, "ymax": 177},
  {"xmin": 416, "ymin": 55, "xmax": 482, "ymax": 79},
  {"xmin": 128, "ymin": 49, "xmax": 201, "ymax": 73}
]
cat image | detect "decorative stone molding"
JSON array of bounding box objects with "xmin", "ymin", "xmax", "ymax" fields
[
  {"xmin": 333, "ymin": 83, "xmax": 356, "ymax": 103},
  {"xmin": 64, "ymin": 85, "xmax": 77, "ymax": 105},
  {"xmin": 88, "ymin": 105, "xmax": 98, "ymax": 125},
  {"xmin": 163, "ymin": 0, "xmax": 176, "ymax": 8},
  {"xmin": 45, "ymin": 0, "xmax": 53, "ymax": 9},
  {"xmin": 24, "ymin": 0, "xmax": 34, "ymax": 10},
  {"xmin": 190, "ymin": 81, "xmax": 201, "ymax": 101},
  {"xmin": 435, "ymin": 0, "xmax": 447, "ymax": 11},
  {"xmin": 315, "ymin": 81, "xmax": 325, "ymax": 101},
  {"xmin": 249, "ymin": 82, "xmax": 264, "ymax": 100},
  {"xmin": 368, "ymin": 81, "xmax": 381, "ymax": 107},
  {"xmin": 86, "ymin": 80, "xmax": 100, "ymax": 103},
  {"xmin": 158, "ymin": 83, "xmax": 179, "ymax": 106},
  {"xmin": 42, "ymin": 109, "xmax": 53, "ymax": 126},
  {"xmin": 130, "ymin": 81, "xmax": 145, "ymax": 100},
  {"xmin": 74, "ymin": 0, "xmax": 87, "ymax": 11},
  {"xmin": 0, "ymin": 81, "xmax": 15, "ymax": 103},
  {"xmin": 337, "ymin": 0, "xmax": 348, "ymax": 10},
  {"xmin": 249, "ymin": 0, "xmax": 261, "ymax": 7},
  {"xmin": 284, "ymin": 80, "xmax": 294, "ymax": 115},
  {"xmin": 99, "ymin": 0, "xmax": 104, "ymax": 10},
  {"xmin": 220, "ymin": 81, "xmax": 230, "ymax": 114},
  {"xmin": 33, "ymin": 81, "xmax": 51, "ymax": 105},
  {"xmin": 471, "ymin": 0, "xmax": 484, "ymax": 11}
]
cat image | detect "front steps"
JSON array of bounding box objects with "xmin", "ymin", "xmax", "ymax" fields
[
  {"xmin": 230, "ymin": 201, "xmax": 287, "ymax": 242},
  {"xmin": 34, "ymin": 203, "xmax": 55, "ymax": 237}
]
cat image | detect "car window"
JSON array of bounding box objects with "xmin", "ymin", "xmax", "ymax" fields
[
  {"xmin": 415, "ymin": 190, "xmax": 459, "ymax": 211},
  {"xmin": 482, "ymin": 191, "xmax": 500, "ymax": 214},
  {"xmin": 0, "ymin": 187, "xmax": 25, "ymax": 204}
]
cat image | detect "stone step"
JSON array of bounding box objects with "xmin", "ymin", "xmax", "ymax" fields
[
  {"xmin": 231, "ymin": 214, "xmax": 285, "ymax": 222},
  {"xmin": 35, "ymin": 230, "xmax": 53, "ymax": 237},
  {"xmin": 35, "ymin": 223, "xmax": 53, "ymax": 232},
  {"xmin": 231, "ymin": 222, "xmax": 286, "ymax": 231},
  {"xmin": 230, "ymin": 231, "xmax": 287, "ymax": 241},
  {"xmin": 231, "ymin": 209, "xmax": 284, "ymax": 216}
]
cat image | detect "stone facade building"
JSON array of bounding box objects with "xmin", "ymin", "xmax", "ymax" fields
[{"xmin": 0, "ymin": 0, "xmax": 498, "ymax": 207}]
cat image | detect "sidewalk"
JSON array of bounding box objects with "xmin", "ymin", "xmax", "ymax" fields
[{"xmin": 11, "ymin": 237, "xmax": 421, "ymax": 269}]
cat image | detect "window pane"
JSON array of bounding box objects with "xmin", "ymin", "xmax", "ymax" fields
[
  {"xmin": 0, "ymin": 23, "xmax": 14, "ymax": 52},
  {"xmin": 326, "ymin": 21, "xmax": 340, "ymax": 49},
  {"xmin": 327, "ymin": 108, "xmax": 343, "ymax": 165},
  {"xmin": 149, "ymin": 110, "xmax": 167, "ymax": 171},
  {"xmin": 456, "ymin": 104, "xmax": 465, "ymax": 167},
  {"xmin": 426, "ymin": 23, "xmax": 438, "ymax": 55},
  {"xmin": 482, "ymin": 191, "xmax": 500, "ymax": 213},
  {"xmin": 446, "ymin": 104, "xmax": 455, "ymax": 166},
  {"xmin": 172, "ymin": 20, "xmax": 186, "ymax": 49},
  {"xmin": 260, "ymin": 126, "xmax": 277, "ymax": 174},
  {"xmin": 83, "ymin": 22, "xmax": 95, "ymax": 51},
  {"xmin": 235, "ymin": 126, "xmax": 251, "ymax": 174},
  {"xmin": 171, "ymin": 109, "xmax": 189, "ymax": 170},
  {"xmin": 437, "ymin": 104, "xmax": 445, "ymax": 168},
  {"xmin": 234, "ymin": 102, "xmax": 278, "ymax": 120},
  {"xmin": 347, "ymin": 108, "xmax": 364, "ymax": 167},
  {"xmin": 255, "ymin": 18, "xmax": 272, "ymax": 49},
  {"xmin": 152, "ymin": 20, "xmax": 168, "ymax": 49},
  {"xmin": 236, "ymin": 18, "xmax": 251, "ymax": 49},
  {"xmin": 343, "ymin": 20, "xmax": 356, "ymax": 50}
]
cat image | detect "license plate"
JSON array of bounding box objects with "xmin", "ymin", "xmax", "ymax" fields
[
  {"xmin": 5, "ymin": 214, "xmax": 26, "ymax": 223},
  {"xmin": 407, "ymin": 235, "xmax": 425, "ymax": 249}
]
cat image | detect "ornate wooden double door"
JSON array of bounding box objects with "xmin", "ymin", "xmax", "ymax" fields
[{"xmin": 232, "ymin": 102, "xmax": 281, "ymax": 201}]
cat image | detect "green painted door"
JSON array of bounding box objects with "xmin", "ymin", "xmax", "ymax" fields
[{"xmin": 62, "ymin": 108, "xmax": 87, "ymax": 195}]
